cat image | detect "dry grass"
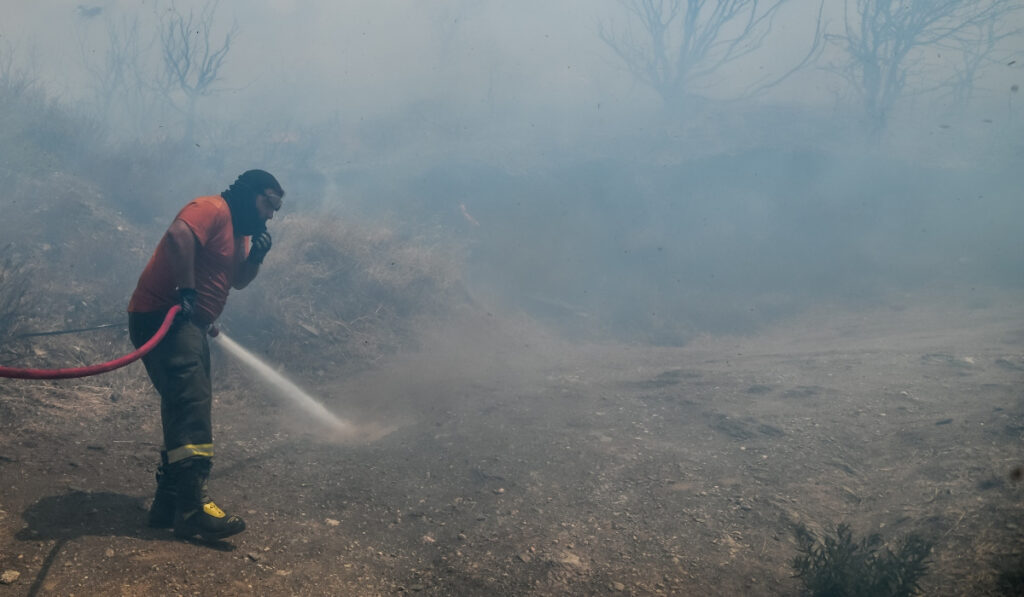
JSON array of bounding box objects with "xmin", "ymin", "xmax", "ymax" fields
[
  {"xmin": 0, "ymin": 245, "xmax": 31, "ymax": 343},
  {"xmin": 224, "ymin": 213, "xmax": 468, "ymax": 374},
  {"xmin": 4, "ymin": 172, "xmax": 148, "ymax": 331}
]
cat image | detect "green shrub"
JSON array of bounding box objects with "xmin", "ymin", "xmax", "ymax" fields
[{"xmin": 792, "ymin": 523, "xmax": 933, "ymax": 597}]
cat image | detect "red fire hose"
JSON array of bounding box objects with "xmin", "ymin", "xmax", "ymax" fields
[{"xmin": 0, "ymin": 306, "xmax": 180, "ymax": 380}]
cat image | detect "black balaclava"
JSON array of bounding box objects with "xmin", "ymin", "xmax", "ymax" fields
[{"xmin": 221, "ymin": 169, "xmax": 284, "ymax": 236}]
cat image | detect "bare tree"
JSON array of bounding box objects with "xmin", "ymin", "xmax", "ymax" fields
[
  {"xmin": 939, "ymin": 18, "xmax": 1022, "ymax": 114},
  {"xmin": 827, "ymin": 0, "xmax": 1022, "ymax": 134},
  {"xmin": 79, "ymin": 13, "xmax": 152, "ymax": 129},
  {"xmin": 599, "ymin": 0, "xmax": 823, "ymax": 110},
  {"xmin": 159, "ymin": 0, "xmax": 237, "ymax": 144},
  {"xmin": 0, "ymin": 39, "xmax": 37, "ymax": 97}
]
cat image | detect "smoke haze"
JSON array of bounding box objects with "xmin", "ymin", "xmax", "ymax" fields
[
  {"xmin": 4, "ymin": 1, "xmax": 1023, "ymax": 344},
  {"xmin": 4, "ymin": 3, "xmax": 1024, "ymax": 593}
]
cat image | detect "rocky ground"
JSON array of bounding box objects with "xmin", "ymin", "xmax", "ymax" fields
[{"xmin": 1, "ymin": 293, "xmax": 1023, "ymax": 596}]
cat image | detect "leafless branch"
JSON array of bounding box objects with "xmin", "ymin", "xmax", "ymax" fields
[
  {"xmin": 826, "ymin": 0, "xmax": 1023, "ymax": 133},
  {"xmin": 599, "ymin": 0, "xmax": 815, "ymax": 109},
  {"xmin": 158, "ymin": 0, "xmax": 238, "ymax": 142}
]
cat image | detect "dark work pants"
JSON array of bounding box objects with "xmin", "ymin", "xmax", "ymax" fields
[{"xmin": 129, "ymin": 311, "xmax": 214, "ymax": 465}]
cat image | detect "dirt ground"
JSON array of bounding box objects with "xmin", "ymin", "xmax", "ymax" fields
[{"xmin": 1, "ymin": 292, "xmax": 1022, "ymax": 596}]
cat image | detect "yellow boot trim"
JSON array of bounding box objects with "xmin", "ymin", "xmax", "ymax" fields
[
  {"xmin": 203, "ymin": 502, "xmax": 227, "ymax": 518},
  {"xmin": 167, "ymin": 443, "xmax": 214, "ymax": 463}
]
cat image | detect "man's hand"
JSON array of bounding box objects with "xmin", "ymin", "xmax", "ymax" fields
[
  {"xmin": 176, "ymin": 287, "xmax": 198, "ymax": 326},
  {"xmin": 248, "ymin": 230, "xmax": 272, "ymax": 264}
]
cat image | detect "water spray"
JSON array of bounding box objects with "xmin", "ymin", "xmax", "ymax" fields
[
  {"xmin": 212, "ymin": 330, "xmax": 357, "ymax": 436},
  {"xmin": 0, "ymin": 311, "xmax": 383, "ymax": 440}
]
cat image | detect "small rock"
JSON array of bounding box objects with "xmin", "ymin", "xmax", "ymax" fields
[
  {"xmin": 421, "ymin": 535, "xmax": 436, "ymax": 544},
  {"xmin": 246, "ymin": 552, "xmax": 261, "ymax": 562},
  {"xmin": 611, "ymin": 581, "xmax": 626, "ymax": 591},
  {"xmin": 494, "ymin": 488, "xmax": 505, "ymax": 495},
  {"xmin": 517, "ymin": 552, "xmax": 532, "ymax": 563},
  {"xmin": 1, "ymin": 570, "xmax": 19, "ymax": 585},
  {"xmin": 457, "ymin": 533, "xmax": 467, "ymax": 541},
  {"xmin": 325, "ymin": 518, "xmax": 340, "ymax": 527},
  {"xmin": 104, "ymin": 548, "xmax": 115, "ymax": 558},
  {"xmin": 557, "ymin": 551, "xmax": 584, "ymax": 569}
]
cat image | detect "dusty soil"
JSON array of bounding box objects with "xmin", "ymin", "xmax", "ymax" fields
[{"xmin": 1, "ymin": 293, "xmax": 1022, "ymax": 596}]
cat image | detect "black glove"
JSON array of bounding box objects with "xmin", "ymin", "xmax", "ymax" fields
[
  {"xmin": 249, "ymin": 230, "xmax": 272, "ymax": 264},
  {"xmin": 176, "ymin": 287, "xmax": 198, "ymax": 325}
]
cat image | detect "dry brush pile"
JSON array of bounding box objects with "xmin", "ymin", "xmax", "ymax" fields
[{"xmin": 221, "ymin": 213, "xmax": 469, "ymax": 376}]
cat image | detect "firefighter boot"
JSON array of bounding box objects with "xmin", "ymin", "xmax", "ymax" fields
[
  {"xmin": 147, "ymin": 450, "xmax": 177, "ymax": 528},
  {"xmin": 171, "ymin": 457, "xmax": 246, "ymax": 541}
]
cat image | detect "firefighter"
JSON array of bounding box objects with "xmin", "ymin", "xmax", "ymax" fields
[{"xmin": 127, "ymin": 169, "xmax": 283, "ymax": 540}]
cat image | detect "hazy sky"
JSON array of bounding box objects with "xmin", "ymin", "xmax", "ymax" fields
[
  {"xmin": 5, "ymin": 1, "xmax": 629, "ymax": 122},
  {"xmin": 5, "ymin": 1, "xmax": 865, "ymax": 123},
  {"xmin": 3, "ymin": 1, "xmax": 1021, "ymax": 132}
]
